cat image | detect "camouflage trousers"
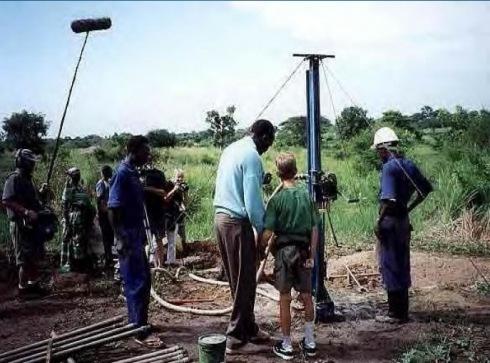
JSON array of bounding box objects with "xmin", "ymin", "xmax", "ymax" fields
[{"xmin": 61, "ymin": 219, "xmax": 89, "ymax": 271}]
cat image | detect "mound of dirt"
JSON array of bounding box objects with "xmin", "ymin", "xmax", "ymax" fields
[{"xmin": 328, "ymin": 250, "xmax": 490, "ymax": 289}]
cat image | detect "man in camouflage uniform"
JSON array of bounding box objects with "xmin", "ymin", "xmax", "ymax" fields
[{"xmin": 60, "ymin": 167, "xmax": 96, "ymax": 273}]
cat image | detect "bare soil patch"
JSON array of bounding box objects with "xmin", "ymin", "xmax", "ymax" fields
[{"xmin": 1, "ymin": 247, "xmax": 489, "ymax": 362}]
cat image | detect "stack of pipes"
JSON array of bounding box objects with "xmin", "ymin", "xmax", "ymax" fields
[
  {"xmin": 112, "ymin": 345, "xmax": 189, "ymax": 363},
  {"xmin": 0, "ymin": 315, "xmax": 149, "ymax": 363}
]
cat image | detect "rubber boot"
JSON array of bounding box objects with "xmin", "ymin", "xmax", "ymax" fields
[
  {"xmin": 397, "ymin": 289, "xmax": 409, "ymax": 322},
  {"xmin": 387, "ymin": 291, "xmax": 397, "ymax": 318}
]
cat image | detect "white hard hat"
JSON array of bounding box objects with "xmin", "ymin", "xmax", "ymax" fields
[{"xmin": 371, "ymin": 127, "xmax": 399, "ymax": 149}]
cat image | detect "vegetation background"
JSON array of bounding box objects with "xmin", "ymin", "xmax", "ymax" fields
[{"xmin": 1, "ymin": 105, "xmax": 488, "ymax": 259}]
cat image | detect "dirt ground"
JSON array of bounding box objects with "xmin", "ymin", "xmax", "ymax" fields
[{"xmin": 1, "ymin": 245, "xmax": 489, "ymax": 363}]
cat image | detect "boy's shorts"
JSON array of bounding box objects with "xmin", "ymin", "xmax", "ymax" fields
[{"xmin": 273, "ymin": 245, "xmax": 312, "ymax": 294}]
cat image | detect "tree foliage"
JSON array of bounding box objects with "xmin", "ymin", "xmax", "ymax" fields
[
  {"xmin": 336, "ymin": 106, "xmax": 372, "ymax": 140},
  {"xmin": 276, "ymin": 116, "xmax": 331, "ymax": 147},
  {"xmin": 205, "ymin": 106, "xmax": 237, "ymax": 149},
  {"xmin": 146, "ymin": 129, "xmax": 177, "ymax": 148},
  {"xmin": 2, "ymin": 110, "xmax": 49, "ymax": 154}
]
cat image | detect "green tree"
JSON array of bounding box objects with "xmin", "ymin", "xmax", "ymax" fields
[
  {"xmin": 380, "ymin": 110, "xmax": 409, "ymax": 128},
  {"xmin": 336, "ymin": 106, "xmax": 372, "ymax": 140},
  {"xmin": 435, "ymin": 108, "xmax": 452, "ymax": 129},
  {"xmin": 2, "ymin": 110, "xmax": 49, "ymax": 154},
  {"xmin": 146, "ymin": 129, "xmax": 177, "ymax": 148},
  {"xmin": 205, "ymin": 105, "xmax": 237, "ymax": 149},
  {"xmin": 411, "ymin": 106, "xmax": 438, "ymax": 129},
  {"xmin": 451, "ymin": 105, "xmax": 478, "ymax": 131},
  {"xmin": 276, "ymin": 116, "xmax": 331, "ymax": 147},
  {"xmin": 464, "ymin": 109, "xmax": 490, "ymax": 148}
]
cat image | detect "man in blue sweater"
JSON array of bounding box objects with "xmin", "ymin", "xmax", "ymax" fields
[{"xmin": 214, "ymin": 119, "xmax": 275, "ymax": 354}]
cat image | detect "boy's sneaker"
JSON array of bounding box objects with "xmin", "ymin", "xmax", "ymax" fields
[
  {"xmin": 300, "ymin": 338, "xmax": 317, "ymax": 357},
  {"xmin": 273, "ymin": 341, "xmax": 294, "ymax": 360}
]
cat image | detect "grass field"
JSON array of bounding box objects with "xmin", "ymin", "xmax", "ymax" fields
[{"xmin": 1, "ymin": 141, "xmax": 489, "ymax": 257}]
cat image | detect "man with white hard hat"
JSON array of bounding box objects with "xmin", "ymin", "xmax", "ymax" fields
[{"xmin": 372, "ymin": 127, "xmax": 433, "ymax": 323}]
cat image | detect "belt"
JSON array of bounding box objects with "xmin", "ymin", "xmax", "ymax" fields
[
  {"xmin": 275, "ymin": 234, "xmax": 309, "ymax": 249},
  {"xmin": 215, "ymin": 212, "xmax": 250, "ymax": 225},
  {"xmin": 380, "ymin": 204, "xmax": 408, "ymax": 217}
]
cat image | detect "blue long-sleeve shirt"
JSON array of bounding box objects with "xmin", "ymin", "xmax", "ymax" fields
[{"xmin": 213, "ymin": 136, "xmax": 265, "ymax": 233}]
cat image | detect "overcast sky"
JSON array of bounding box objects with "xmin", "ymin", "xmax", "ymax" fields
[{"xmin": 1, "ymin": 1, "xmax": 489, "ymax": 137}]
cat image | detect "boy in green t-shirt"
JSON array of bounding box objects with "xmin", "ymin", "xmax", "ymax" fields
[{"xmin": 261, "ymin": 152, "xmax": 319, "ymax": 360}]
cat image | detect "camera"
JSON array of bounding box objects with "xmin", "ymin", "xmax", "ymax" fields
[{"xmin": 176, "ymin": 181, "xmax": 189, "ymax": 192}]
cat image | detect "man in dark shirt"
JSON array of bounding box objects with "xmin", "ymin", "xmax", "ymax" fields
[
  {"xmin": 96, "ymin": 165, "xmax": 115, "ymax": 272},
  {"xmin": 109, "ymin": 136, "xmax": 153, "ymax": 342},
  {"xmin": 2, "ymin": 149, "xmax": 45, "ymax": 296},
  {"xmin": 372, "ymin": 127, "xmax": 433, "ymax": 323}
]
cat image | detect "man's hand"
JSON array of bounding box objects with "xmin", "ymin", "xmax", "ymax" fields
[
  {"xmin": 374, "ymin": 220, "xmax": 381, "ymax": 240},
  {"xmin": 25, "ymin": 209, "xmax": 38, "ymax": 222},
  {"xmin": 115, "ymin": 233, "xmax": 130, "ymax": 257},
  {"xmin": 304, "ymin": 258, "xmax": 314, "ymax": 269}
]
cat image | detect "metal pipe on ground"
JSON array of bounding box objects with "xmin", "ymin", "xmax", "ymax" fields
[
  {"xmin": 23, "ymin": 325, "xmax": 149, "ymax": 363},
  {"xmin": 125, "ymin": 352, "xmax": 186, "ymax": 363},
  {"xmin": 3, "ymin": 323, "xmax": 125, "ymax": 362},
  {"xmin": 10, "ymin": 324, "xmax": 136, "ymax": 363},
  {"xmin": 112, "ymin": 346, "xmax": 182, "ymax": 363},
  {"xmin": 0, "ymin": 315, "xmax": 124, "ymax": 361},
  {"xmin": 165, "ymin": 358, "xmax": 190, "ymax": 363}
]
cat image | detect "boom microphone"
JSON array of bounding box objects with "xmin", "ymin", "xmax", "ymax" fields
[{"xmin": 71, "ymin": 17, "xmax": 112, "ymax": 33}]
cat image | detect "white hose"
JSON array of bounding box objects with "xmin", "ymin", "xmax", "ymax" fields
[
  {"xmin": 150, "ymin": 287, "xmax": 232, "ymax": 316},
  {"xmin": 188, "ymin": 273, "xmax": 280, "ymax": 302},
  {"xmin": 188, "ymin": 273, "xmax": 228, "ymax": 286},
  {"xmin": 150, "ymin": 269, "xmax": 233, "ymax": 316}
]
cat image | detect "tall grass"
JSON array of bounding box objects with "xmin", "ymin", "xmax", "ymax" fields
[
  {"xmin": 1, "ymin": 141, "xmax": 488, "ymax": 256},
  {"xmin": 147, "ymin": 144, "xmax": 488, "ymax": 256}
]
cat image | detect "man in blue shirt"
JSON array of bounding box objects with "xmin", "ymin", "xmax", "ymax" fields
[
  {"xmin": 214, "ymin": 119, "xmax": 275, "ymax": 354},
  {"xmin": 372, "ymin": 127, "xmax": 433, "ymax": 323},
  {"xmin": 109, "ymin": 136, "xmax": 152, "ymax": 342}
]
